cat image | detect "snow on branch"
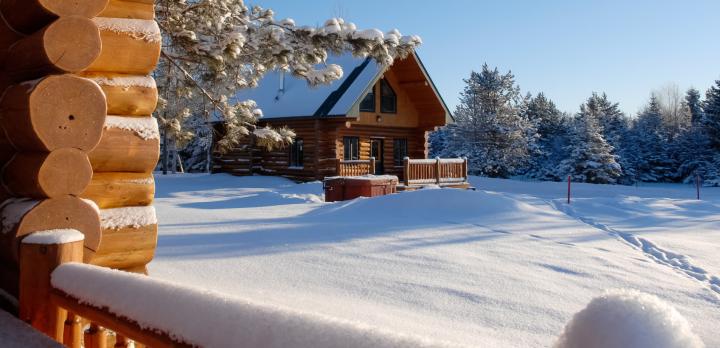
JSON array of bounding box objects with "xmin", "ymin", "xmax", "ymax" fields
[{"xmin": 51, "ymin": 263, "xmax": 448, "ymax": 348}]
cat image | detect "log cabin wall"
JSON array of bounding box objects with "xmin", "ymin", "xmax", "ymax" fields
[{"xmin": 0, "ymin": 0, "xmax": 161, "ymax": 299}]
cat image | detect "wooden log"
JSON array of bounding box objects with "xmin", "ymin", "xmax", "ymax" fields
[
  {"xmin": 99, "ymin": 0, "xmax": 155, "ymax": 20},
  {"xmin": 3, "ymin": 149, "xmax": 93, "ymax": 198},
  {"xmin": 0, "ymin": 74, "xmax": 106, "ymax": 152},
  {"xmin": 89, "ymin": 116, "xmax": 160, "ymax": 173},
  {"xmin": 0, "ymin": 0, "xmax": 109, "ymax": 34},
  {"xmin": 19, "ymin": 233, "xmax": 83, "ymax": 338},
  {"xmin": 86, "ymin": 18, "xmax": 161, "ymax": 75},
  {"xmin": 85, "ymin": 323, "xmax": 109, "ymax": 348},
  {"xmin": 81, "ymin": 172, "xmax": 155, "ymax": 209},
  {"xmin": 0, "ymin": 196, "xmax": 101, "ymax": 263},
  {"xmin": 63, "ymin": 312, "xmax": 83, "ymax": 348},
  {"xmin": 4, "ymin": 16, "xmax": 102, "ymax": 82},
  {"xmin": 0, "ymin": 132, "xmax": 15, "ymax": 169},
  {"xmin": 86, "ymin": 223, "xmax": 157, "ymax": 269},
  {"xmin": 0, "ymin": 19, "xmax": 22, "ymax": 68},
  {"xmin": 79, "ymin": 73, "xmax": 158, "ymax": 116}
]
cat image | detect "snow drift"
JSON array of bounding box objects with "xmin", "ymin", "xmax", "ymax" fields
[{"xmin": 554, "ymin": 289, "xmax": 704, "ymax": 348}]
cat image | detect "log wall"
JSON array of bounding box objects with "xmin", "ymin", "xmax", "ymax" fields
[
  {"xmin": 214, "ymin": 117, "xmax": 431, "ymax": 181},
  {"xmin": 0, "ymin": 0, "xmax": 161, "ymax": 300}
]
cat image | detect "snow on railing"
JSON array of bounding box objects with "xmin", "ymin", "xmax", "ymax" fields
[{"xmin": 50, "ymin": 263, "xmax": 446, "ymax": 348}]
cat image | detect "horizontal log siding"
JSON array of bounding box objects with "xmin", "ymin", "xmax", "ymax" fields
[{"xmin": 213, "ymin": 119, "xmax": 431, "ymax": 181}]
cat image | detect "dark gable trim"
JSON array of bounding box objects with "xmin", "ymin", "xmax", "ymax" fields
[{"xmin": 314, "ymin": 58, "xmax": 372, "ymax": 117}]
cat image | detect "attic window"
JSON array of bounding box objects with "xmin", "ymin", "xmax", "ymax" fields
[
  {"xmin": 380, "ymin": 79, "xmax": 397, "ymax": 114},
  {"xmin": 359, "ymin": 85, "xmax": 376, "ymax": 112}
]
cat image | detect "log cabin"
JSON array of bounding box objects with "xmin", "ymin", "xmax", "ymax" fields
[{"xmin": 213, "ymin": 52, "xmax": 452, "ymax": 181}]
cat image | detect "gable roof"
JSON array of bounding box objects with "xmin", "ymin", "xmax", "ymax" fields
[{"xmin": 233, "ymin": 52, "xmax": 451, "ymax": 122}]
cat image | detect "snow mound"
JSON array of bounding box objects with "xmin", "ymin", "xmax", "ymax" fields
[{"xmin": 554, "ymin": 289, "xmax": 704, "ymax": 348}]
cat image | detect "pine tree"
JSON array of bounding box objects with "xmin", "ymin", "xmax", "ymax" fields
[
  {"xmin": 523, "ymin": 93, "xmax": 569, "ymax": 180},
  {"xmin": 683, "ymin": 88, "xmax": 704, "ymax": 125},
  {"xmin": 559, "ymin": 109, "xmax": 622, "ymax": 184},
  {"xmin": 703, "ymin": 80, "xmax": 720, "ymax": 149},
  {"xmin": 633, "ymin": 96, "xmax": 674, "ymax": 182},
  {"xmin": 443, "ymin": 65, "xmax": 535, "ymax": 177}
]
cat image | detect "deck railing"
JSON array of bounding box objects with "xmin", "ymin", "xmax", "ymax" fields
[
  {"xmin": 336, "ymin": 157, "xmax": 376, "ymax": 176},
  {"xmin": 403, "ymin": 157, "xmax": 468, "ymax": 187}
]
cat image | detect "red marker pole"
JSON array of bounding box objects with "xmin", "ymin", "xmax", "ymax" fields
[
  {"xmin": 696, "ymin": 175, "xmax": 701, "ymax": 200},
  {"xmin": 567, "ymin": 175, "xmax": 572, "ymax": 204}
]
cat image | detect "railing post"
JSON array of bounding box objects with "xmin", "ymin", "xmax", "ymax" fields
[
  {"xmin": 19, "ymin": 231, "xmax": 84, "ymax": 340},
  {"xmin": 435, "ymin": 157, "xmax": 441, "ymax": 185},
  {"xmin": 64, "ymin": 313, "xmax": 83, "ymax": 348},
  {"xmin": 85, "ymin": 323, "xmax": 108, "ymax": 348},
  {"xmin": 369, "ymin": 157, "xmax": 376, "ymax": 175},
  {"xmin": 403, "ymin": 157, "xmax": 410, "ymax": 186},
  {"xmin": 335, "ymin": 158, "xmax": 342, "ymax": 176},
  {"xmin": 463, "ymin": 157, "xmax": 468, "ymax": 182}
]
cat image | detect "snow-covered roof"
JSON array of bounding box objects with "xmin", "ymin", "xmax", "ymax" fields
[{"xmin": 234, "ymin": 54, "xmax": 383, "ymax": 120}]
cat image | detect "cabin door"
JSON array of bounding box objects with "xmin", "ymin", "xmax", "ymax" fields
[{"xmin": 370, "ymin": 139, "xmax": 384, "ymax": 174}]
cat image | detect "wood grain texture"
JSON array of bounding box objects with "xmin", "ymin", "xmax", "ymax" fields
[
  {"xmin": 0, "ymin": 74, "xmax": 106, "ymax": 152},
  {"xmin": 98, "ymin": 0, "xmax": 154, "ymax": 20},
  {"xmin": 79, "ymin": 73, "xmax": 158, "ymax": 116},
  {"xmin": 0, "ymin": 196, "xmax": 101, "ymax": 263},
  {"xmin": 89, "ymin": 128, "xmax": 160, "ymax": 173},
  {"xmin": 0, "ymin": 0, "xmax": 109, "ymax": 34},
  {"xmin": 81, "ymin": 172, "xmax": 155, "ymax": 209},
  {"xmin": 85, "ymin": 224, "xmax": 157, "ymax": 269},
  {"xmin": 86, "ymin": 19, "xmax": 161, "ymax": 75},
  {"xmin": 4, "ymin": 16, "xmax": 102, "ymax": 81},
  {"xmin": 3, "ymin": 149, "xmax": 93, "ymax": 198}
]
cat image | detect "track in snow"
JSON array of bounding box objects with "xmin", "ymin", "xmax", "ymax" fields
[{"xmin": 549, "ymin": 200, "xmax": 720, "ymax": 295}]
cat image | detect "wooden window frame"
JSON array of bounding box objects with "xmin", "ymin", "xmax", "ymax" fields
[
  {"xmin": 359, "ymin": 85, "xmax": 376, "ymax": 112},
  {"xmin": 393, "ymin": 138, "xmax": 408, "ymax": 166},
  {"xmin": 380, "ymin": 79, "xmax": 397, "ymax": 114},
  {"xmin": 288, "ymin": 138, "xmax": 304, "ymax": 168},
  {"xmin": 343, "ymin": 136, "xmax": 360, "ymax": 161}
]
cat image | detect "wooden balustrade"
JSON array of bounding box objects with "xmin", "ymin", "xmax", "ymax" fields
[
  {"xmin": 403, "ymin": 157, "xmax": 469, "ymax": 188},
  {"xmin": 335, "ymin": 157, "xmax": 376, "ymax": 176}
]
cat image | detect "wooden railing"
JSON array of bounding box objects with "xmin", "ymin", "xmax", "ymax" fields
[
  {"xmin": 403, "ymin": 157, "xmax": 468, "ymax": 187},
  {"xmin": 336, "ymin": 157, "xmax": 376, "ymax": 176}
]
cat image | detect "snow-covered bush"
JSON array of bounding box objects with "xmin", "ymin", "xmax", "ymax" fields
[{"xmin": 554, "ymin": 289, "xmax": 704, "ymax": 348}]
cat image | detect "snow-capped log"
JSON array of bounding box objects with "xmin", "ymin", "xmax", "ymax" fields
[
  {"xmin": 3, "ymin": 16, "xmax": 101, "ymax": 82},
  {"xmin": 81, "ymin": 172, "xmax": 155, "ymax": 209},
  {"xmin": 86, "ymin": 18, "xmax": 161, "ymax": 75},
  {"xmin": 0, "ymin": 74, "xmax": 106, "ymax": 152},
  {"xmin": 2, "ymin": 149, "xmax": 93, "ymax": 198},
  {"xmin": 85, "ymin": 206, "xmax": 157, "ymax": 270},
  {"xmin": 80, "ymin": 73, "xmax": 158, "ymax": 116},
  {"xmin": 0, "ymin": 0, "xmax": 109, "ymax": 34},
  {"xmin": 98, "ymin": 0, "xmax": 155, "ymax": 20},
  {"xmin": 0, "ymin": 196, "xmax": 101, "ymax": 263},
  {"xmin": 88, "ymin": 116, "xmax": 160, "ymax": 173}
]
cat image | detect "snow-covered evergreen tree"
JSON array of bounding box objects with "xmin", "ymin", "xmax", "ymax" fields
[
  {"xmin": 154, "ymin": 0, "xmax": 422, "ymax": 172},
  {"xmin": 443, "ymin": 65, "xmax": 535, "ymax": 177},
  {"xmin": 683, "ymin": 88, "xmax": 704, "ymax": 126},
  {"xmin": 633, "ymin": 96, "xmax": 674, "ymax": 182},
  {"xmin": 559, "ymin": 105, "xmax": 622, "ymax": 184},
  {"xmin": 702, "ymin": 80, "xmax": 720, "ymax": 149},
  {"xmin": 523, "ymin": 93, "xmax": 570, "ymax": 180}
]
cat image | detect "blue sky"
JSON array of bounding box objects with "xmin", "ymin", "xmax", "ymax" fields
[{"xmin": 253, "ymin": 0, "xmax": 719, "ymax": 115}]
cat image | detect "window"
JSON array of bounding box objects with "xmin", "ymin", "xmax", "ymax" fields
[
  {"xmin": 393, "ymin": 138, "xmax": 408, "ymax": 166},
  {"xmin": 343, "ymin": 137, "xmax": 360, "ymax": 160},
  {"xmin": 380, "ymin": 79, "xmax": 397, "ymax": 113},
  {"xmin": 359, "ymin": 85, "xmax": 375, "ymax": 112},
  {"xmin": 289, "ymin": 138, "xmax": 303, "ymax": 167}
]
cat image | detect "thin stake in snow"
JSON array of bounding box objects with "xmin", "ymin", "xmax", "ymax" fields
[
  {"xmin": 567, "ymin": 175, "xmax": 572, "ymax": 204},
  {"xmin": 696, "ymin": 174, "xmax": 701, "ymax": 200}
]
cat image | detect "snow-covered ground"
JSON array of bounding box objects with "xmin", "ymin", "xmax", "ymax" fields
[{"xmin": 150, "ymin": 174, "xmax": 720, "ymax": 347}]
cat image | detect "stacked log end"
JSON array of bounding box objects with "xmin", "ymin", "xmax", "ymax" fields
[
  {"xmin": 79, "ymin": 1, "xmax": 161, "ymax": 274},
  {"xmin": 0, "ymin": 0, "xmax": 161, "ymax": 297}
]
